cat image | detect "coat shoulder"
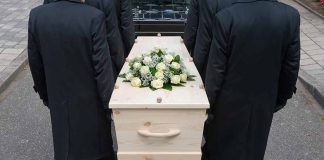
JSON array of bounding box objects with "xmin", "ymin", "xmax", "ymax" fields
[
  {"xmin": 277, "ymin": 2, "xmax": 300, "ymax": 18},
  {"xmin": 29, "ymin": 5, "xmax": 44, "ymax": 17}
]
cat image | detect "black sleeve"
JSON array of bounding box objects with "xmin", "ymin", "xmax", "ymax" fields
[
  {"xmin": 28, "ymin": 13, "xmax": 48, "ymax": 106},
  {"xmin": 120, "ymin": 0, "xmax": 135, "ymax": 56},
  {"xmin": 205, "ymin": 15, "xmax": 229, "ymax": 110},
  {"xmin": 91, "ymin": 13, "xmax": 115, "ymax": 109},
  {"xmin": 183, "ymin": 0, "xmax": 198, "ymax": 55},
  {"xmin": 277, "ymin": 12, "xmax": 300, "ymax": 106},
  {"xmin": 104, "ymin": 3, "xmax": 125, "ymax": 77},
  {"xmin": 192, "ymin": 1, "xmax": 217, "ymax": 79}
]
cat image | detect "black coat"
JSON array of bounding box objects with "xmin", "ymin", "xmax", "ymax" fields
[
  {"xmin": 28, "ymin": 0, "xmax": 115, "ymax": 159},
  {"xmin": 204, "ymin": 0, "xmax": 300, "ymax": 159},
  {"xmin": 44, "ymin": 0, "xmax": 125, "ymax": 78},
  {"xmin": 183, "ymin": 0, "xmax": 198, "ymax": 55},
  {"xmin": 184, "ymin": 0, "xmax": 236, "ymax": 81},
  {"xmin": 113, "ymin": 0, "xmax": 135, "ymax": 56}
]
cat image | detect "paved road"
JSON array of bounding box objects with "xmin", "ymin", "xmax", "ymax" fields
[{"xmin": 0, "ymin": 68, "xmax": 323, "ymax": 160}]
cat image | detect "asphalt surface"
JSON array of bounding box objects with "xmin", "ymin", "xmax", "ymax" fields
[{"xmin": 0, "ymin": 67, "xmax": 323, "ymax": 160}]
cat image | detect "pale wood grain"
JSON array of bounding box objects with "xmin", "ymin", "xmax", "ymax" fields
[{"xmin": 113, "ymin": 109, "xmax": 207, "ymax": 152}]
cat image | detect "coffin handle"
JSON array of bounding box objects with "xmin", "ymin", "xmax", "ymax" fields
[{"xmin": 137, "ymin": 129, "xmax": 181, "ymax": 138}]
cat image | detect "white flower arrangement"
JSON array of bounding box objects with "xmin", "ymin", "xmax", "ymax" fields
[{"xmin": 119, "ymin": 48, "xmax": 196, "ymax": 91}]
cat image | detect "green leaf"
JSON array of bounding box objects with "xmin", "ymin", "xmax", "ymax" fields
[
  {"xmin": 187, "ymin": 78, "xmax": 195, "ymax": 81},
  {"xmin": 174, "ymin": 55, "xmax": 180, "ymax": 63},
  {"xmin": 149, "ymin": 86, "xmax": 157, "ymax": 91},
  {"xmin": 118, "ymin": 73, "xmax": 126, "ymax": 78},
  {"xmin": 157, "ymin": 49, "xmax": 163, "ymax": 57},
  {"xmin": 163, "ymin": 83, "xmax": 173, "ymax": 91},
  {"xmin": 150, "ymin": 67, "xmax": 157, "ymax": 75},
  {"xmin": 122, "ymin": 80, "xmax": 130, "ymax": 82},
  {"xmin": 187, "ymin": 75, "xmax": 196, "ymax": 81},
  {"xmin": 172, "ymin": 83, "xmax": 185, "ymax": 87}
]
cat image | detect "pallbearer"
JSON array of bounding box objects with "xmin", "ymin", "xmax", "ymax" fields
[
  {"xmin": 184, "ymin": 0, "xmax": 236, "ymax": 81},
  {"xmin": 205, "ymin": 0, "xmax": 300, "ymax": 160},
  {"xmin": 28, "ymin": 0, "xmax": 115, "ymax": 159},
  {"xmin": 44, "ymin": 0, "xmax": 127, "ymax": 79},
  {"xmin": 113, "ymin": 0, "xmax": 135, "ymax": 57},
  {"xmin": 184, "ymin": 0, "xmax": 237, "ymax": 158}
]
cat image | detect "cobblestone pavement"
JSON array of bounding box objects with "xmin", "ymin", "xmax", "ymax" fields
[
  {"xmin": 0, "ymin": 0, "xmax": 41, "ymax": 74},
  {"xmin": 280, "ymin": 0, "xmax": 324, "ymax": 83}
]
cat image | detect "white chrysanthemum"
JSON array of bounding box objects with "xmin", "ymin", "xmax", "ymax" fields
[
  {"xmin": 156, "ymin": 62, "xmax": 166, "ymax": 71},
  {"xmin": 171, "ymin": 62, "xmax": 181, "ymax": 70},
  {"xmin": 180, "ymin": 73, "xmax": 187, "ymax": 82},
  {"xmin": 133, "ymin": 62, "xmax": 142, "ymax": 70},
  {"xmin": 151, "ymin": 79, "xmax": 164, "ymax": 89},
  {"xmin": 171, "ymin": 75, "xmax": 181, "ymax": 84},
  {"xmin": 143, "ymin": 56, "xmax": 152, "ymax": 65},
  {"xmin": 155, "ymin": 71, "xmax": 164, "ymax": 79},
  {"xmin": 164, "ymin": 54, "xmax": 174, "ymax": 63},
  {"xmin": 140, "ymin": 66, "xmax": 150, "ymax": 75},
  {"xmin": 125, "ymin": 73, "xmax": 134, "ymax": 81},
  {"xmin": 131, "ymin": 77, "xmax": 141, "ymax": 87}
]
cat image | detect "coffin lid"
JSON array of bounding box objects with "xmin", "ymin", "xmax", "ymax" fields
[{"xmin": 109, "ymin": 37, "xmax": 209, "ymax": 109}]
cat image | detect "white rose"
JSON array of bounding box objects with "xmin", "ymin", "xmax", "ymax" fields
[
  {"xmin": 135, "ymin": 55, "xmax": 143, "ymax": 61},
  {"xmin": 164, "ymin": 54, "xmax": 174, "ymax": 63},
  {"xmin": 125, "ymin": 73, "xmax": 134, "ymax": 81},
  {"xmin": 151, "ymin": 79, "xmax": 164, "ymax": 89},
  {"xmin": 133, "ymin": 62, "xmax": 142, "ymax": 70},
  {"xmin": 180, "ymin": 73, "xmax": 187, "ymax": 82},
  {"xmin": 131, "ymin": 77, "xmax": 141, "ymax": 87},
  {"xmin": 171, "ymin": 62, "xmax": 181, "ymax": 70},
  {"xmin": 155, "ymin": 71, "xmax": 164, "ymax": 79},
  {"xmin": 156, "ymin": 62, "xmax": 166, "ymax": 71},
  {"xmin": 143, "ymin": 57, "xmax": 152, "ymax": 65},
  {"xmin": 140, "ymin": 66, "xmax": 150, "ymax": 75},
  {"xmin": 171, "ymin": 75, "xmax": 181, "ymax": 84}
]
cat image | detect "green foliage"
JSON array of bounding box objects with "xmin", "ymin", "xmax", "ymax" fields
[
  {"xmin": 187, "ymin": 75, "xmax": 196, "ymax": 81},
  {"xmin": 163, "ymin": 83, "xmax": 173, "ymax": 91},
  {"xmin": 172, "ymin": 84, "xmax": 185, "ymax": 87},
  {"xmin": 119, "ymin": 73, "xmax": 126, "ymax": 78},
  {"xmin": 150, "ymin": 67, "xmax": 157, "ymax": 76},
  {"xmin": 174, "ymin": 55, "xmax": 181, "ymax": 63}
]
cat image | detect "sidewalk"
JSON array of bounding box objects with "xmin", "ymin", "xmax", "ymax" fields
[
  {"xmin": 0, "ymin": 0, "xmax": 41, "ymax": 93},
  {"xmin": 280, "ymin": 0, "xmax": 324, "ymax": 107}
]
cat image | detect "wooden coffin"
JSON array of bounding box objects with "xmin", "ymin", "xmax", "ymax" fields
[{"xmin": 110, "ymin": 36, "xmax": 209, "ymax": 160}]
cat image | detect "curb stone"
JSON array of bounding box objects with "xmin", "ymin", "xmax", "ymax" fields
[
  {"xmin": 293, "ymin": 0, "xmax": 324, "ymax": 20},
  {"xmin": 0, "ymin": 50, "xmax": 28, "ymax": 95},
  {"xmin": 298, "ymin": 69, "xmax": 324, "ymax": 109}
]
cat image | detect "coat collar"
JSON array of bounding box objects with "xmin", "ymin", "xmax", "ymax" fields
[{"xmin": 233, "ymin": 0, "xmax": 277, "ymax": 4}]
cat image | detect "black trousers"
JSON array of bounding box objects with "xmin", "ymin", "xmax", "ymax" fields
[{"xmin": 201, "ymin": 112, "xmax": 214, "ymax": 160}]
